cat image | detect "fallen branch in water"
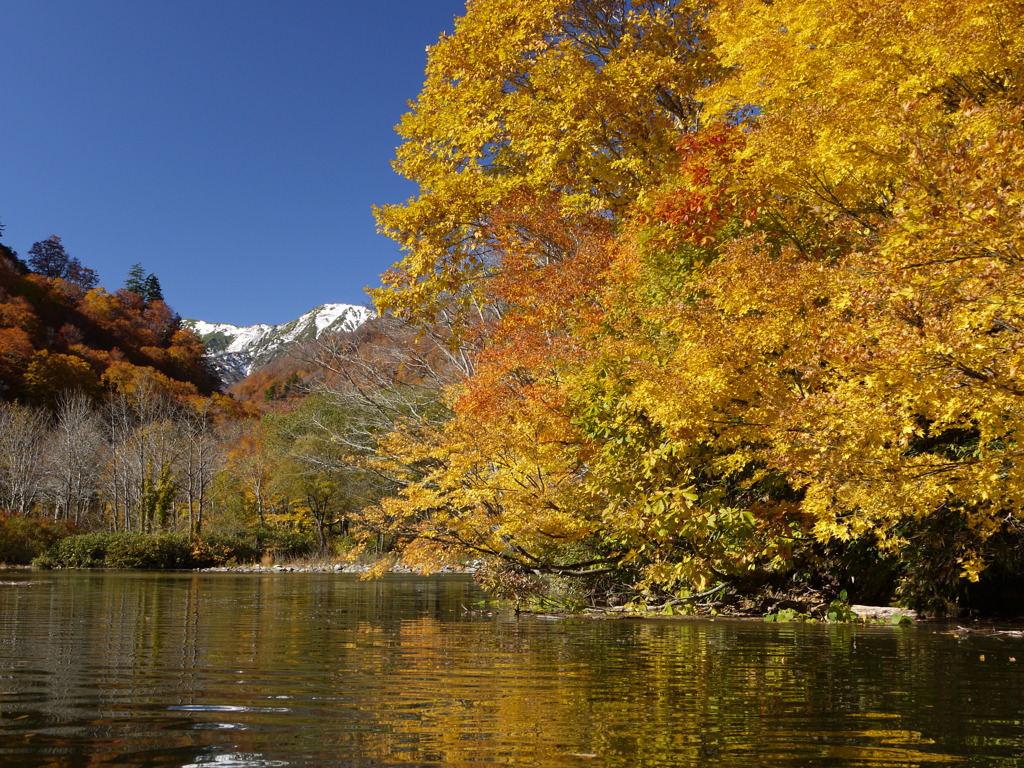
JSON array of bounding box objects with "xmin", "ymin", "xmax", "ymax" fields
[{"xmin": 587, "ymin": 584, "xmax": 728, "ymax": 614}]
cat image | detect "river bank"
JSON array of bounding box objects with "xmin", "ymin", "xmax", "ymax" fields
[
  {"xmin": 196, "ymin": 561, "xmax": 479, "ymax": 575},
  {"xmin": 191, "ymin": 562, "xmax": 921, "ymax": 624}
]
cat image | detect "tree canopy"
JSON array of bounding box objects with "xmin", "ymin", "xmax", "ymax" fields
[
  {"xmin": 27, "ymin": 236, "xmax": 98, "ymax": 289},
  {"xmin": 366, "ymin": 0, "xmax": 1024, "ymax": 613}
]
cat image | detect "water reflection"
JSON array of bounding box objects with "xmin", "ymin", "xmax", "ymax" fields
[
  {"xmin": 180, "ymin": 753, "xmax": 286, "ymax": 767},
  {"xmin": 0, "ymin": 571, "xmax": 1022, "ymax": 766}
]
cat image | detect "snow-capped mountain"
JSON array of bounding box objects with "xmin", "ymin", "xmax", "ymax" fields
[{"xmin": 183, "ymin": 303, "xmax": 374, "ymax": 385}]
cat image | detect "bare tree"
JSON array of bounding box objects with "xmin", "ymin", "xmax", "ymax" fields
[
  {"xmin": 273, "ymin": 314, "xmax": 480, "ymax": 551},
  {"xmin": 101, "ymin": 385, "xmax": 183, "ymax": 532},
  {"xmin": 101, "ymin": 392, "xmax": 138, "ymax": 530},
  {"xmin": 178, "ymin": 399, "xmax": 223, "ymax": 536},
  {"xmin": 46, "ymin": 392, "xmax": 104, "ymax": 524},
  {"xmin": 0, "ymin": 402, "xmax": 50, "ymax": 514},
  {"xmin": 304, "ymin": 315, "xmax": 471, "ymax": 462}
]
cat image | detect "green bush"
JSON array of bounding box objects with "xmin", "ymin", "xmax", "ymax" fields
[
  {"xmin": 764, "ymin": 607, "xmax": 810, "ymax": 622},
  {"xmin": 37, "ymin": 531, "xmax": 192, "ymax": 569},
  {"xmin": 893, "ymin": 507, "xmax": 980, "ymax": 616},
  {"xmin": 191, "ymin": 531, "xmax": 263, "ymax": 566},
  {"xmin": 35, "ymin": 527, "xmax": 320, "ymax": 570},
  {"xmin": 825, "ymin": 590, "xmax": 857, "ymax": 623},
  {"xmin": 37, "ymin": 532, "xmax": 116, "ymax": 568},
  {"xmin": 0, "ymin": 513, "xmax": 72, "ymax": 565},
  {"xmin": 264, "ymin": 529, "xmax": 316, "ymax": 561},
  {"xmin": 104, "ymin": 533, "xmax": 193, "ymax": 569}
]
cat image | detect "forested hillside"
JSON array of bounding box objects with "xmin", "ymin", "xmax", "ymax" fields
[{"xmin": 0, "ymin": 232, "xmax": 218, "ymax": 403}]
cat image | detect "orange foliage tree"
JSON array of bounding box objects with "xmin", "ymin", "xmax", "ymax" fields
[{"xmin": 366, "ymin": 0, "xmax": 1024, "ymax": 614}]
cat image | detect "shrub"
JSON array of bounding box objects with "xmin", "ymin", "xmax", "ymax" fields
[
  {"xmin": 894, "ymin": 507, "xmax": 981, "ymax": 616},
  {"xmin": 264, "ymin": 529, "xmax": 316, "ymax": 561},
  {"xmin": 35, "ymin": 527, "xmax": 320, "ymax": 570},
  {"xmin": 104, "ymin": 533, "xmax": 193, "ymax": 569},
  {"xmin": 0, "ymin": 513, "xmax": 72, "ymax": 565},
  {"xmin": 37, "ymin": 532, "xmax": 115, "ymax": 568},
  {"xmin": 189, "ymin": 528, "xmax": 315, "ymax": 566},
  {"xmin": 37, "ymin": 531, "xmax": 192, "ymax": 569},
  {"xmin": 190, "ymin": 531, "xmax": 263, "ymax": 566}
]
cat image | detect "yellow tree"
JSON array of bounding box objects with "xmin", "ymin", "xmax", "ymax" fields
[
  {"xmin": 370, "ymin": 0, "xmax": 1024, "ymax": 612},
  {"xmin": 550, "ymin": 0, "xmax": 1024, "ymax": 605},
  {"xmin": 684, "ymin": 0, "xmax": 1024, "ymax": 606},
  {"xmin": 370, "ymin": 200, "xmax": 620, "ymax": 590},
  {"xmin": 367, "ymin": 0, "xmax": 726, "ymax": 599},
  {"xmin": 565, "ymin": 125, "xmax": 816, "ymax": 597},
  {"xmin": 373, "ymin": 0, "xmax": 722, "ymax": 326}
]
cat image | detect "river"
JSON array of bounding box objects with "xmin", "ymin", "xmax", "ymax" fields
[{"xmin": 0, "ymin": 570, "xmax": 1022, "ymax": 767}]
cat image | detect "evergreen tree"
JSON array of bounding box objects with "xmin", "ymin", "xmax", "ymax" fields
[
  {"xmin": 0, "ymin": 243, "xmax": 26, "ymax": 274},
  {"xmin": 124, "ymin": 263, "xmax": 147, "ymax": 295},
  {"xmin": 124, "ymin": 263, "xmax": 164, "ymax": 304},
  {"xmin": 142, "ymin": 273, "xmax": 163, "ymax": 303}
]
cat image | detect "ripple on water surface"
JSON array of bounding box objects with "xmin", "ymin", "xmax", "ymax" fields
[{"xmin": 1, "ymin": 571, "xmax": 1023, "ymax": 767}]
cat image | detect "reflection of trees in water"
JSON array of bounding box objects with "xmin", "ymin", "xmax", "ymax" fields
[
  {"xmin": 0, "ymin": 574, "xmax": 1021, "ymax": 766},
  {"xmin": 360, "ymin": 618, "xmax": 1017, "ymax": 766}
]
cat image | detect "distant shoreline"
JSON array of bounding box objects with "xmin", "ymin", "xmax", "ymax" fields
[{"xmin": 195, "ymin": 562, "xmax": 478, "ymax": 575}]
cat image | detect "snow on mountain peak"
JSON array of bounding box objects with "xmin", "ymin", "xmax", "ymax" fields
[
  {"xmin": 313, "ymin": 303, "xmax": 372, "ymax": 335},
  {"xmin": 182, "ymin": 303, "xmax": 375, "ymax": 385}
]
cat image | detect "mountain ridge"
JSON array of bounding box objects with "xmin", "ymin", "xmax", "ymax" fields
[{"xmin": 183, "ymin": 303, "xmax": 374, "ymax": 385}]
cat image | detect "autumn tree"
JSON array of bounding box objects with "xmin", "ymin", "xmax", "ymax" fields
[
  {"xmin": 678, "ymin": 0, "xmax": 1024, "ymax": 608},
  {"xmin": 27, "ymin": 236, "xmax": 98, "ymax": 289},
  {"xmin": 361, "ymin": 0, "xmax": 1024, "ymax": 614},
  {"xmin": 222, "ymin": 420, "xmax": 280, "ymax": 529},
  {"xmin": 559, "ymin": 0, "xmax": 1024, "ymax": 608},
  {"xmin": 362, "ymin": 0, "xmax": 729, "ymax": 590},
  {"xmin": 23, "ymin": 351, "xmax": 101, "ymax": 407},
  {"xmin": 372, "ymin": 0, "xmax": 721, "ymax": 327},
  {"xmin": 0, "ymin": 327, "xmax": 35, "ymax": 395}
]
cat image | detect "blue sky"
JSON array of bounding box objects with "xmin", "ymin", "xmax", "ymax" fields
[{"xmin": 0, "ymin": 1, "xmax": 466, "ymax": 326}]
